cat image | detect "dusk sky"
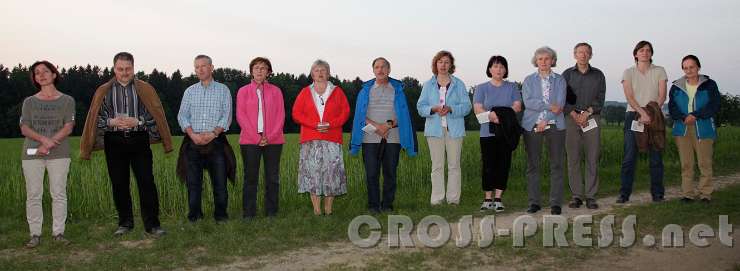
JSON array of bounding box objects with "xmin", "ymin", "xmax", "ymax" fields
[{"xmin": 2, "ymin": 0, "xmax": 739, "ymax": 101}]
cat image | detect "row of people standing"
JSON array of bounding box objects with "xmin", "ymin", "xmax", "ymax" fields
[
  {"xmin": 19, "ymin": 40, "xmax": 720, "ymax": 247},
  {"xmin": 414, "ymin": 41, "xmax": 720, "ymax": 216}
]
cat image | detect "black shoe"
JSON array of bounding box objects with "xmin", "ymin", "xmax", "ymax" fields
[
  {"xmin": 616, "ymin": 197, "xmax": 628, "ymax": 204},
  {"xmin": 568, "ymin": 198, "xmax": 583, "ymax": 208},
  {"xmin": 526, "ymin": 204, "xmax": 541, "ymax": 214},
  {"xmin": 700, "ymin": 198, "xmax": 711, "ymax": 204},
  {"xmin": 652, "ymin": 196, "xmax": 665, "ymax": 202},
  {"xmin": 680, "ymin": 197, "xmax": 694, "ymax": 203},
  {"xmin": 551, "ymin": 206, "xmax": 562, "ymax": 215},
  {"xmin": 368, "ymin": 208, "xmax": 381, "ymax": 215},
  {"xmin": 145, "ymin": 227, "xmax": 166, "ymax": 238},
  {"xmin": 381, "ymin": 207, "xmax": 394, "ymax": 213},
  {"xmin": 586, "ymin": 198, "xmax": 599, "ymax": 209}
]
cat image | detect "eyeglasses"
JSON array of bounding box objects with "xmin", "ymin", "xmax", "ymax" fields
[{"xmin": 319, "ymin": 95, "xmax": 325, "ymax": 106}]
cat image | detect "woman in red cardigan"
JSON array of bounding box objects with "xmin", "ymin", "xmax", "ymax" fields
[{"xmin": 292, "ymin": 59, "xmax": 350, "ymax": 216}]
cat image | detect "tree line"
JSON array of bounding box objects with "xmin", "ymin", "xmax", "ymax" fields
[{"xmin": 1, "ymin": 63, "xmax": 739, "ymax": 138}]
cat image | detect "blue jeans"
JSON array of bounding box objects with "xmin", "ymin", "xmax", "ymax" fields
[
  {"xmin": 362, "ymin": 143, "xmax": 401, "ymax": 212},
  {"xmin": 620, "ymin": 112, "xmax": 664, "ymax": 200},
  {"xmin": 185, "ymin": 137, "xmax": 228, "ymax": 221}
]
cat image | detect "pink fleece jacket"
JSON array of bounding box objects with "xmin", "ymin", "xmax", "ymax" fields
[{"xmin": 236, "ymin": 81, "xmax": 285, "ymax": 145}]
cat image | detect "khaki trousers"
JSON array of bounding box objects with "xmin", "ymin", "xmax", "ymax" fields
[
  {"xmin": 675, "ymin": 124, "xmax": 714, "ymax": 199},
  {"xmin": 22, "ymin": 158, "xmax": 71, "ymax": 237},
  {"xmin": 426, "ymin": 129, "xmax": 463, "ymax": 204}
]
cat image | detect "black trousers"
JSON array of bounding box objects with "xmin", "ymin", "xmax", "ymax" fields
[
  {"xmin": 241, "ymin": 144, "xmax": 283, "ymax": 217},
  {"xmin": 480, "ymin": 136, "xmax": 513, "ymax": 191},
  {"xmin": 103, "ymin": 131, "xmax": 160, "ymax": 231}
]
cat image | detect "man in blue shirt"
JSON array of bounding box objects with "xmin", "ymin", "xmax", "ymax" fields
[{"xmin": 177, "ymin": 55, "xmax": 232, "ymax": 222}]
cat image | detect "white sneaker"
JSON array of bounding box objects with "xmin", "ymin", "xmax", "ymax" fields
[
  {"xmin": 494, "ymin": 201, "xmax": 505, "ymax": 212},
  {"xmin": 480, "ymin": 201, "xmax": 494, "ymax": 211}
]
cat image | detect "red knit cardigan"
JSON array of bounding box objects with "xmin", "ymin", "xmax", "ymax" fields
[{"xmin": 291, "ymin": 85, "xmax": 350, "ymax": 144}]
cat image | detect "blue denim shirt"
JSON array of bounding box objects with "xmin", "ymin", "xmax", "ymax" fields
[
  {"xmin": 521, "ymin": 71, "xmax": 566, "ymax": 131},
  {"xmin": 416, "ymin": 75, "xmax": 471, "ymax": 138},
  {"xmin": 350, "ymin": 78, "xmax": 417, "ymax": 156}
]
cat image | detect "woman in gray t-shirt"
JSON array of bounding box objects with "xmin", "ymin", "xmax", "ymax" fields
[
  {"xmin": 473, "ymin": 55, "xmax": 522, "ymax": 213},
  {"xmin": 19, "ymin": 61, "xmax": 75, "ymax": 248}
]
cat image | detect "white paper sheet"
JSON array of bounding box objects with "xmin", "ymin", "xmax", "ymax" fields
[
  {"xmin": 581, "ymin": 118, "xmax": 598, "ymax": 132},
  {"xmin": 476, "ymin": 112, "xmax": 490, "ymax": 124},
  {"xmin": 362, "ymin": 124, "xmax": 377, "ymax": 133}
]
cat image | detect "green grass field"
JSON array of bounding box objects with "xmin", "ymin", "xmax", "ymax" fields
[{"xmin": 0, "ymin": 125, "xmax": 739, "ymax": 270}]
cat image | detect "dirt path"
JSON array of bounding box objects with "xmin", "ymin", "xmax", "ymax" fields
[
  {"xmin": 575, "ymin": 229, "xmax": 740, "ymax": 271},
  {"xmin": 202, "ymin": 173, "xmax": 740, "ymax": 270}
]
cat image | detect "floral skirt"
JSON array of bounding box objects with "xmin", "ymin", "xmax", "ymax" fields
[{"xmin": 298, "ymin": 140, "xmax": 347, "ymax": 196}]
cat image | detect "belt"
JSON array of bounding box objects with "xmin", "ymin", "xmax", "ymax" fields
[{"xmin": 107, "ymin": 130, "xmax": 147, "ymax": 138}]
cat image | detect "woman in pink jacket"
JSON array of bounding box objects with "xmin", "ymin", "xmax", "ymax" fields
[{"xmin": 236, "ymin": 57, "xmax": 285, "ymax": 220}]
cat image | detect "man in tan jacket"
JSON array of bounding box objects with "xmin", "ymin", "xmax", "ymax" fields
[{"xmin": 80, "ymin": 52, "xmax": 172, "ymax": 237}]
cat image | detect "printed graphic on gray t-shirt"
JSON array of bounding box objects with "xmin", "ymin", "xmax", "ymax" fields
[{"xmin": 20, "ymin": 95, "xmax": 75, "ymax": 160}]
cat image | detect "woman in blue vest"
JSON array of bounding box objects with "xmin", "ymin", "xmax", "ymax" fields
[{"xmin": 668, "ymin": 55, "xmax": 720, "ymax": 203}]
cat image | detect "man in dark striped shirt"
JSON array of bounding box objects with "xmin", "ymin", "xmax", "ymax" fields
[{"xmin": 97, "ymin": 52, "xmax": 166, "ymax": 237}]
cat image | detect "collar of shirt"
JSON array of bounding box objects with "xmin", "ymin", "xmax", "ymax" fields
[
  {"xmin": 538, "ymin": 72, "xmax": 554, "ymax": 81},
  {"xmin": 372, "ymin": 81, "xmax": 392, "ymax": 95},
  {"xmin": 115, "ymin": 80, "xmax": 133, "ymax": 89},
  {"xmin": 310, "ymin": 81, "xmax": 335, "ymax": 100},
  {"xmin": 248, "ymin": 80, "xmax": 269, "ymax": 90},
  {"xmin": 572, "ymin": 64, "xmax": 593, "ymax": 75},
  {"xmin": 431, "ymin": 74, "xmax": 456, "ymax": 90},
  {"xmin": 199, "ymin": 79, "xmax": 215, "ymax": 90},
  {"xmin": 373, "ymin": 81, "xmax": 390, "ymax": 89}
]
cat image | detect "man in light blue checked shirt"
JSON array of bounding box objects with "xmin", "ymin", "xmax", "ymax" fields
[{"xmin": 177, "ymin": 54, "xmax": 232, "ymax": 222}]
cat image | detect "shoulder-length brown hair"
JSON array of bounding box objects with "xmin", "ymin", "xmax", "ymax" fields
[
  {"xmin": 30, "ymin": 61, "xmax": 60, "ymax": 90},
  {"xmin": 431, "ymin": 50, "xmax": 455, "ymax": 75},
  {"xmin": 632, "ymin": 40, "xmax": 653, "ymax": 63}
]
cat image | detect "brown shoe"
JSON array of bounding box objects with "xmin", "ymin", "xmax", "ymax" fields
[
  {"xmin": 52, "ymin": 234, "xmax": 71, "ymax": 245},
  {"xmin": 25, "ymin": 235, "xmax": 40, "ymax": 249}
]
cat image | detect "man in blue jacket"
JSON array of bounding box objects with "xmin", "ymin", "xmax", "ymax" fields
[{"xmin": 350, "ymin": 57, "xmax": 417, "ymax": 214}]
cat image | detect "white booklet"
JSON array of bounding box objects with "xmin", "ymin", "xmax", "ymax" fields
[
  {"xmin": 362, "ymin": 124, "xmax": 377, "ymax": 133},
  {"xmin": 630, "ymin": 120, "xmax": 645, "ymax": 132},
  {"xmin": 581, "ymin": 118, "xmax": 598, "ymax": 132},
  {"xmin": 476, "ymin": 111, "xmax": 490, "ymax": 124},
  {"xmin": 534, "ymin": 124, "xmax": 551, "ymax": 132}
]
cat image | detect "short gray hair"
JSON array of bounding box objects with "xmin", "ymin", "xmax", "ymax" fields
[
  {"xmin": 310, "ymin": 59, "xmax": 330, "ymax": 76},
  {"xmin": 372, "ymin": 57, "xmax": 390, "ymax": 68},
  {"xmin": 531, "ymin": 46, "xmax": 557, "ymax": 67},
  {"xmin": 195, "ymin": 54, "xmax": 212, "ymax": 65}
]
